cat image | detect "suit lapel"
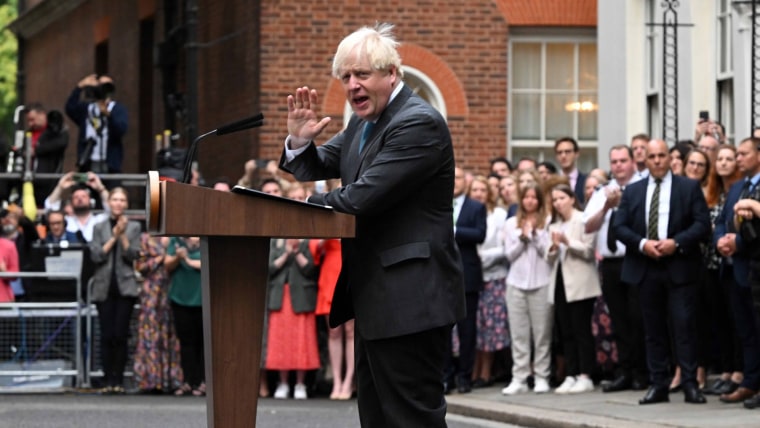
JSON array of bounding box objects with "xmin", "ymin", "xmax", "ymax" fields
[{"xmin": 347, "ymin": 85, "xmax": 414, "ymax": 181}]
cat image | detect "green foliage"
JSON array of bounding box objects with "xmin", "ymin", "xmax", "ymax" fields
[{"xmin": 0, "ymin": 0, "xmax": 16, "ymax": 139}]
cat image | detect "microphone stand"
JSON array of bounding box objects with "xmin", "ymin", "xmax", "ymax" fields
[{"xmin": 181, "ymin": 113, "xmax": 264, "ymax": 184}]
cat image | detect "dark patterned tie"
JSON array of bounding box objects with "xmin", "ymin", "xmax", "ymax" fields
[
  {"xmin": 607, "ymin": 210, "xmax": 618, "ymax": 253},
  {"xmin": 740, "ymin": 179, "xmax": 752, "ymax": 199},
  {"xmin": 648, "ymin": 179, "xmax": 662, "ymax": 240},
  {"xmin": 359, "ymin": 121, "xmax": 374, "ymax": 153}
]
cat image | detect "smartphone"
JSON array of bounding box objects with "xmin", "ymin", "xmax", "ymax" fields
[
  {"xmin": 699, "ymin": 110, "xmax": 709, "ymax": 122},
  {"xmin": 73, "ymin": 173, "xmax": 88, "ymax": 183}
]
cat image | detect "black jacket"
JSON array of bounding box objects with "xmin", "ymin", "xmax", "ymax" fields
[{"xmin": 35, "ymin": 110, "xmax": 69, "ymax": 174}]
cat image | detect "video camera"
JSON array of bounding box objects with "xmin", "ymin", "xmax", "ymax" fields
[{"xmin": 82, "ymin": 81, "xmax": 115, "ymax": 101}]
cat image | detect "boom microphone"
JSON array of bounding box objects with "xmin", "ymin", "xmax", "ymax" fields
[{"xmin": 181, "ymin": 113, "xmax": 264, "ymax": 184}]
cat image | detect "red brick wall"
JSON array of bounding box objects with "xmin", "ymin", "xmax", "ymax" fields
[
  {"xmin": 256, "ymin": 0, "xmax": 509, "ymax": 176},
  {"xmin": 496, "ymin": 0, "xmax": 597, "ymax": 27},
  {"xmin": 21, "ymin": 0, "xmax": 155, "ymax": 174},
  {"xmin": 18, "ymin": 0, "xmax": 596, "ymax": 181}
]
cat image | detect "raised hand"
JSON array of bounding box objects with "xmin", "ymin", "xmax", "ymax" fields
[{"xmin": 287, "ymin": 86, "xmax": 332, "ymax": 147}]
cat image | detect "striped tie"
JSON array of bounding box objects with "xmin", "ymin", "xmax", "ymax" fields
[{"xmin": 648, "ymin": 178, "xmax": 662, "ymax": 240}]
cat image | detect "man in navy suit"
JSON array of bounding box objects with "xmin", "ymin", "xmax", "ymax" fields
[
  {"xmin": 447, "ymin": 166, "xmax": 486, "ymax": 393},
  {"xmin": 280, "ymin": 24, "xmax": 465, "ymax": 427},
  {"xmin": 613, "ymin": 139, "xmax": 710, "ymax": 405},
  {"xmin": 555, "ymin": 137, "xmax": 588, "ymax": 205},
  {"xmin": 714, "ymin": 137, "xmax": 760, "ymax": 406}
]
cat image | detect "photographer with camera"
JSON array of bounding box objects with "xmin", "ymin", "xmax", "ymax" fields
[
  {"xmin": 65, "ymin": 74, "xmax": 128, "ymax": 173},
  {"xmin": 43, "ymin": 171, "xmax": 109, "ymax": 242}
]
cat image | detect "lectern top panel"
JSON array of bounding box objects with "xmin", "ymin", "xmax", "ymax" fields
[{"xmin": 231, "ymin": 186, "xmax": 333, "ymax": 210}]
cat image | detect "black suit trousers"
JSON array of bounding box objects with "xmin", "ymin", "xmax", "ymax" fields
[
  {"xmin": 554, "ymin": 267, "xmax": 596, "ymax": 377},
  {"xmin": 638, "ymin": 262, "xmax": 698, "ymax": 389},
  {"xmin": 600, "ymin": 258, "xmax": 646, "ymax": 378},
  {"xmin": 355, "ymin": 325, "xmax": 450, "ymax": 428},
  {"xmin": 727, "ymin": 267, "xmax": 760, "ymax": 390}
]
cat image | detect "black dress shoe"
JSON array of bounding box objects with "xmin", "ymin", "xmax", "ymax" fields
[
  {"xmin": 603, "ymin": 375, "xmax": 632, "ymax": 393},
  {"xmin": 683, "ymin": 385, "xmax": 707, "ymax": 404},
  {"xmin": 471, "ymin": 378, "xmax": 494, "ymax": 389},
  {"xmin": 744, "ymin": 392, "xmax": 760, "ymax": 409},
  {"xmin": 457, "ymin": 382, "xmax": 472, "ymax": 394},
  {"xmin": 639, "ymin": 386, "xmax": 669, "ymax": 405},
  {"xmin": 703, "ymin": 378, "xmax": 726, "ymax": 395},
  {"xmin": 631, "ymin": 377, "xmax": 648, "ymax": 391},
  {"xmin": 716, "ymin": 380, "xmax": 740, "ymax": 395},
  {"xmin": 443, "ymin": 381, "xmax": 454, "ymax": 395}
]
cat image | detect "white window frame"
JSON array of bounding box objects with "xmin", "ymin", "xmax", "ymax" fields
[{"xmin": 508, "ymin": 28, "xmax": 597, "ymax": 171}]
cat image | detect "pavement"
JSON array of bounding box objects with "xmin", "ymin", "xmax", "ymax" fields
[
  {"xmin": 3, "ymin": 381, "xmax": 760, "ymax": 427},
  {"xmin": 445, "ymin": 383, "xmax": 760, "ymax": 428}
]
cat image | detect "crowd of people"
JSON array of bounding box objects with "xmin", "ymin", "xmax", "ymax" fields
[
  {"xmin": 5, "ymin": 24, "xmax": 760, "ymax": 426},
  {"xmin": 446, "ymin": 125, "xmax": 760, "ymax": 411}
]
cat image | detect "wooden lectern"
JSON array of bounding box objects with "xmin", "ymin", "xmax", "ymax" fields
[{"xmin": 146, "ymin": 172, "xmax": 355, "ymax": 427}]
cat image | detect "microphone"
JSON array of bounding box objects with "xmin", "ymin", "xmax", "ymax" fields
[{"xmin": 181, "ymin": 113, "xmax": 264, "ymax": 183}]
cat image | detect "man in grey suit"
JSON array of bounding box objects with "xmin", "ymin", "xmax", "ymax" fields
[{"xmin": 279, "ymin": 23, "xmax": 465, "ymax": 427}]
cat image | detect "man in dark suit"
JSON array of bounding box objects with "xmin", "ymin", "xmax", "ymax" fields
[
  {"xmin": 583, "ymin": 145, "xmax": 648, "ymax": 392},
  {"xmin": 279, "ymin": 23, "xmax": 465, "ymax": 427},
  {"xmin": 555, "ymin": 137, "xmax": 587, "ymax": 205},
  {"xmin": 447, "ymin": 167, "xmax": 486, "ymax": 393},
  {"xmin": 714, "ymin": 137, "xmax": 760, "ymax": 406},
  {"xmin": 613, "ymin": 139, "xmax": 710, "ymax": 405}
]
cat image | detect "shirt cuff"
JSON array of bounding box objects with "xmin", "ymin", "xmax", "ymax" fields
[
  {"xmin": 284, "ymin": 136, "xmax": 310, "ymax": 162},
  {"xmin": 638, "ymin": 238, "xmax": 647, "ymax": 253}
]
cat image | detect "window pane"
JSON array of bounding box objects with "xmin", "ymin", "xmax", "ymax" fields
[
  {"xmin": 512, "ymin": 43, "xmax": 541, "ymax": 89},
  {"xmin": 545, "ymin": 93, "xmax": 574, "ymax": 139},
  {"xmin": 578, "ymin": 44, "xmax": 597, "ymax": 90},
  {"xmin": 578, "ymin": 94, "xmax": 598, "ymax": 140},
  {"xmin": 546, "ymin": 43, "xmax": 574, "ymax": 90},
  {"xmin": 512, "ymin": 93, "xmax": 541, "ymax": 139}
]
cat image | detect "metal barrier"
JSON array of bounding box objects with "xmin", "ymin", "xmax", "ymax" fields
[
  {"xmin": 0, "ymin": 272, "xmax": 84, "ymax": 392},
  {"xmin": 0, "ymin": 172, "xmax": 149, "ymax": 218}
]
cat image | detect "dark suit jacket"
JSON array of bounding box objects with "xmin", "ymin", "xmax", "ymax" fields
[
  {"xmin": 613, "ymin": 174, "xmax": 710, "ymax": 286},
  {"xmin": 714, "ymin": 180, "xmax": 751, "ymax": 287},
  {"xmin": 574, "ymin": 171, "xmax": 588, "ymax": 206},
  {"xmin": 280, "ymin": 85, "xmax": 466, "ymax": 340},
  {"xmin": 267, "ymin": 239, "xmax": 319, "ymax": 313},
  {"xmin": 455, "ymin": 196, "xmax": 486, "ymax": 293}
]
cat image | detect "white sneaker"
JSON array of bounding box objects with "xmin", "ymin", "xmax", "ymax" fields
[
  {"xmin": 501, "ymin": 380, "xmax": 528, "ymax": 395},
  {"xmin": 567, "ymin": 376, "xmax": 594, "ymax": 393},
  {"xmin": 293, "ymin": 383, "xmax": 307, "ymax": 400},
  {"xmin": 554, "ymin": 376, "xmax": 576, "ymax": 394},
  {"xmin": 533, "ymin": 377, "xmax": 550, "ymax": 394},
  {"xmin": 274, "ymin": 383, "xmax": 289, "ymax": 399}
]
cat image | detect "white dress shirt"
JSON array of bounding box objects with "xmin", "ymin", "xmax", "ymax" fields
[
  {"xmin": 639, "ymin": 171, "xmax": 672, "ymax": 252},
  {"xmin": 582, "ymin": 175, "xmax": 642, "ymax": 258}
]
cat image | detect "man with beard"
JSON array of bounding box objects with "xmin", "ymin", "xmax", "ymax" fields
[{"xmin": 44, "ymin": 172, "xmax": 109, "ymax": 242}]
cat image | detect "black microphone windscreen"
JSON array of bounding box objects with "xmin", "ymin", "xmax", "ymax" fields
[{"xmin": 215, "ymin": 113, "xmax": 265, "ymax": 136}]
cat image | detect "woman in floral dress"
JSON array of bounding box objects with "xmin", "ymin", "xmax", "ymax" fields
[{"xmin": 133, "ymin": 233, "xmax": 183, "ymax": 393}]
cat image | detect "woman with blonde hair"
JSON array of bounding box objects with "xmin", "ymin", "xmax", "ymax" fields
[
  {"xmin": 89, "ymin": 187, "xmax": 142, "ymax": 394},
  {"xmin": 501, "ymin": 182, "xmax": 553, "ymax": 395},
  {"xmin": 547, "ymin": 184, "xmax": 600, "ymax": 394},
  {"xmin": 468, "ymin": 175, "xmax": 509, "ymax": 388}
]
